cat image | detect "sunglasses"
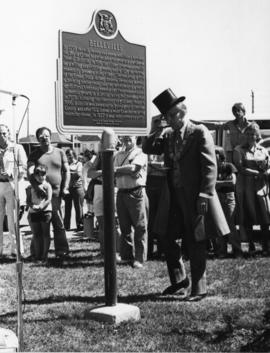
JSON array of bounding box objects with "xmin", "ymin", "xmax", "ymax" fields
[{"xmin": 35, "ymin": 171, "xmax": 46, "ymax": 176}]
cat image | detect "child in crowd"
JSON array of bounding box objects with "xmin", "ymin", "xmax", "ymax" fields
[
  {"xmin": 26, "ymin": 165, "xmax": 52, "ymax": 264},
  {"xmin": 215, "ymin": 146, "xmax": 243, "ymax": 258}
]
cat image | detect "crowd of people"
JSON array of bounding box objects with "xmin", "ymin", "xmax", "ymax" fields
[{"xmin": 0, "ymin": 89, "xmax": 270, "ymax": 301}]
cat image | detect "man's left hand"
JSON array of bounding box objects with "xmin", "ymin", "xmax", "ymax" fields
[{"xmin": 196, "ymin": 196, "xmax": 209, "ymax": 215}]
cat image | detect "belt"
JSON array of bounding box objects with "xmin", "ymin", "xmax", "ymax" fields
[{"xmin": 118, "ymin": 185, "xmax": 143, "ymax": 193}]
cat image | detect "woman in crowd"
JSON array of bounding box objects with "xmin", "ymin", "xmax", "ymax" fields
[
  {"xmin": 82, "ymin": 149, "xmax": 95, "ymax": 213},
  {"xmin": 87, "ymin": 149, "xmax": 104, "ymax": 248},
  {"xmin": 88, "ymin": 145, "xmax": 120, "ymax": 259},
  {"xmin": 64, "ymin": 149, "xmax": 84, "ymax": 232},
  {"xmin": 233, "ymin": 123, "xmax": 270, "ymax": 256}
]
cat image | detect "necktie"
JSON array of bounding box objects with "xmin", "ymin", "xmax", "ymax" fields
[{"xmin": 175, "ymin": 129, "xmax": 183, "ymax": 147}]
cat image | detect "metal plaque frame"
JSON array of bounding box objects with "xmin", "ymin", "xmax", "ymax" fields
[{"xmin": 55, "ymin": 9, "xmax": 149, "ymax": 136}]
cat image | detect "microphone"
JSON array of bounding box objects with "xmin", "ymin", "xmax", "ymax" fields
[{"xmin": 0, "ymin": 89, "xmax": 22, "ymax": 97}]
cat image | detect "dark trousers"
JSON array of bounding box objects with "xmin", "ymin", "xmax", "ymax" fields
[
  {"xmin": 30, "ymin": 196, "xmax": 69, "ymax": 257},
  {"xmin": 51, "ymin": 195, "xmax": 69, "ymax": 256},
  {"xmin": 217, "ymin": 192, "xmax": 242, "ymax": 255},
  {"xmin": 164, "ymin": 187, "xmax": 207, "ymax": 296},
  {"xmin": 64, "ymin": 187, "xmax": 84, "ymax": 230},
  {"xmin": 146, "ymin": 176, "xmax": 166, "ymax": 257},
  {"xmin": 28, "ymin": 212, "xmax": 51, "ymax": 260},
  {"xmin": 116, "ymin": 187, "xmax": 148, "ymax": 263}
]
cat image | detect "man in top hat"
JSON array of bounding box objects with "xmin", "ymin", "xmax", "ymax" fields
[{"xmin": 142, "ymin": 88, "xmax": 229, "ymax": 301}]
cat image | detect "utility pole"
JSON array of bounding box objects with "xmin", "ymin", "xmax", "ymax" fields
[{"xmin": 251, "ymin": 90, "xmax": 255, "ymax": 114}]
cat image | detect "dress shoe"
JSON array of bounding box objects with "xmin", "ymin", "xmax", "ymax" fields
[
  {"xmin": 185, "ymin": 293, "xmax": 207, "ymax": 302},
  {"xmin": 24, "ymin": 254, "xmax": 36, "ymax": 262},
  {"xmin": 76, "ymin": 225, "xmax": 84, "ymax": 232},
  {"xmin": 56, "ymin": 252, "xmax": 69, "ymax": 260},
  {"xmin": 132, "ymin": 260, "xmax": 143, "ymax": 269},
  {"xmin": 231, "ymin": 250, "xmax": 244, "ymax": 259},
  {"xmin": 41, "ymin": 259, "xmax": 49, "ymax": 266},
  {"xmin": 248, "ymin": 242, "xmax": 256, "ymax": 256},
  {"xmin": 262, "ymin": 250, "xmax": 270, "ymax": 257},
  {"xmin": 115, "ymin": 253, "xmax": 122, "ymax": 263},
  {"xmin": 162, "ymin": 277, "xmax": 190, "ymax": 295},
  {"xmin": 217, "ymin": 253, "xmax": 228, "ymax": 259}
]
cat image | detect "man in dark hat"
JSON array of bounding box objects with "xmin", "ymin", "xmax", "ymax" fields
[{"xmin": 142, "ymin": 88, "xmax": 229, "ymax": 301}]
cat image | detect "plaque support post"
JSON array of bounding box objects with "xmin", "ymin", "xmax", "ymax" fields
[
  {"xmin": 88, "ymin": 128, "xmax": 140, "ymax": 324},
  {"xmin": 102, "ymin": 147, "xmax": 117, "ymax": 306}
]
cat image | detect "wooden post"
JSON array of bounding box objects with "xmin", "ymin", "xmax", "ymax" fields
[{"xmin": 101, "ymin": 128, "xmax": 117, "ymax": 306}]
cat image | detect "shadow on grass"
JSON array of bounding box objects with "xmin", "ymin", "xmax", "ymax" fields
[
  {"xmin": 68, "ymin": 237, "xmax": 98, "ymax": 244},
  {"xmin": 240, "ymin": 301, "xmax": 270, "ymax": 352},
  {"xmin": 0, "ymin": 257, "xmax": 16, "ymax": 264},
  {"xmin": 47, "ymin": 248, "xmax": 100, "ymax": 255},
  {"xmin": 1, "ymin": 253, "xmax": 102, "ymax": 266},
  {"xmin": 0, "ymin": 310, "xmax": 17, "ymax": 319},
  {"xmin": 27, "ymin": 259, "xmax": 104, "ymax": 268},
  {"xmin": 27, "ymin": 255, "xmax": 133, "ymax": 269},
  {"xmin": 6, "ymin": 291, "xmax": 187, "ymax": 309}
]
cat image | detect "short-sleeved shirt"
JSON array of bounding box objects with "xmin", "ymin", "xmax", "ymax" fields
[
  {"xmin": 69, "ymin": 161, "xmax": 83, "ymax": 188},
  {"xmin": 28, "ymin": 147, "xmax": 68, "ymax": 196},
  {"xmin": 26, "ymin": 181, "xmax": 52, "ymax": 213},
  {"xmin": 234, "ymin": 144, "xmax": 269, "ymax": 172},
  {"xmin": 223, "ymin": 119, "xmax": 250, "ymax": 152},
  {"xmin": 82, "ymin": 160, "xmax": 93, "ymax": 190},
  {"xmin": 114, "ymin": 147, "xmax": 148, "ymax": 189}
]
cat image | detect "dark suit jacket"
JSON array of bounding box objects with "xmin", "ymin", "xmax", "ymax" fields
[{"xmin": 142, "ymin": 121, "xmax": 229, "ymax": 239}]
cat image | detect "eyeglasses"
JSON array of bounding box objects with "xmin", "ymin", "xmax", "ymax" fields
[{"xmin": 35, "ymin": 171, "xmax": 46, "ymax": 176}]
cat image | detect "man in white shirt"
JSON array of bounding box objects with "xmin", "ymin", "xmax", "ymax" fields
[
  {"xmin": 0, "ymin": 124, "xmax": 27, "ymax": 257},
  {"xmin": 114, "ymin": 136, "xmax": 148, "ymax": 269}
]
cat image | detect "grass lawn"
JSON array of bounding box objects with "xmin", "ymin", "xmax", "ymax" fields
[{"xmin": 0, "ymin": 232, "xmax": 270, "ymax": 352}]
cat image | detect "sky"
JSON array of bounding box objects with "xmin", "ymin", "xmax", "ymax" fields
[{"xmin": 0, "ymin": 0, "xmax": 270, "ymax": 138}]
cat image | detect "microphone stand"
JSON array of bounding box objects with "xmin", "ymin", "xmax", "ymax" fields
[
  {"xmin": 0, "ymin": 89, "xmax": 29, "ymax": 352},
  {"xmin": 12, "ymin": 95, "xmax": 24, "ymax": 352}
]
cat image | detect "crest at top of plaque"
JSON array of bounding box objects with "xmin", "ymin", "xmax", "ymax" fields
[{"xmin": 94, "ymin": 9, "xmax": 118, "ymax": 39}]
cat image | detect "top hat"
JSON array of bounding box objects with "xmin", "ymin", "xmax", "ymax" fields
[{"xmin": 153, "ymin": 88, "xmax": 185, "ymax": 115}]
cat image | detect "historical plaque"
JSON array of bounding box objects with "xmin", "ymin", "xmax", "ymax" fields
[{"xmin": 56, "ymin": 9, "xmax": 148, "ymax": 135}]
